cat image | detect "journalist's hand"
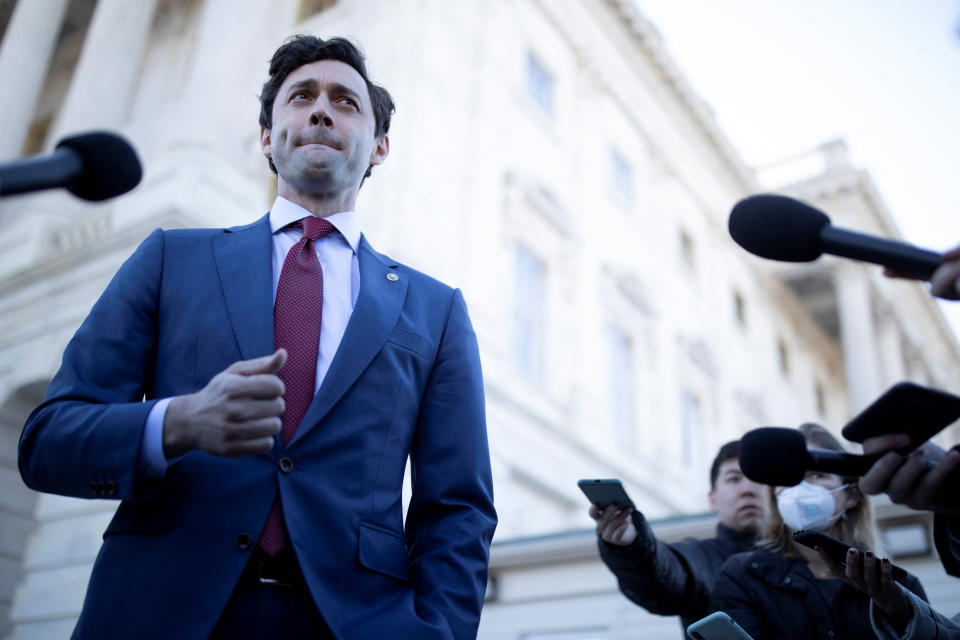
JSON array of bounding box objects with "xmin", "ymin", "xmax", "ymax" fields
[{"xmin": 589, "ymin": 504, "xmax": 638, "ymax": 546}]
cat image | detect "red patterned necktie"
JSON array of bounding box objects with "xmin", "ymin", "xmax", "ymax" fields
[{"xmin": 259, "ymin": 215, "xmax": 336, "ymax": 555}]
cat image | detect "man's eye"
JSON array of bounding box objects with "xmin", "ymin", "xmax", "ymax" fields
[
  {"xmin": 291, "ymin": 91, "xmax": 310, "ymax": 101},
  {"xmin": 339, "ymin": 97, "xmax": 358, "ymax": 108}
]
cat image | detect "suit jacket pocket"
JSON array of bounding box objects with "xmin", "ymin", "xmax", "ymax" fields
[
  {"xmin": 103, "ymin": 496, "xmax": 173, "ymax": 537},
  {"xmin": 358, "ymin": 521, "xmax": 411, "ymax": 582},
  {"xmin": 386, "ymin": 328, "xmax": 431, "ymax": 359}
]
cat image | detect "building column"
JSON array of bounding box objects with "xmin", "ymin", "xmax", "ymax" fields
[
  {"xmin": 835, "ymin": 264, "xmax": 884, "ymax": 412},
  {"xmin": 48, "ymin": 0, "xmax": 159, "ymax": 143},
  {"xmin": 0, "ymin": 0, "xmax": 71, "ymax": 160}
]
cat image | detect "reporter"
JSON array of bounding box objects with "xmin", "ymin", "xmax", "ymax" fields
[
  {"xmin": 711, "ymin": 424, "xmax": 928, "ymax": 640},
  {"xmin": 591, "ymin": 441, "xmax": 762, "ymax": 637}
]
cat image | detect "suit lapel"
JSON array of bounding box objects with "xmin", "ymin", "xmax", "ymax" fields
[
  {"xmin": 211, "ymin": 214, "xmax": 275, "ymax": 361},
  {"xmin": 290, "ymin": 236, "xmax": 407, "ymax": 446}
]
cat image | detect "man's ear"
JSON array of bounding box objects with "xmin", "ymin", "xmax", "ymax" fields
[
  {"xmin": 369, "ymin": 134, "xmax": 389, "ymax": 166},
  {"xmin": 260, "ymin": 126, "xmax": 272, "ymax": 162},
  {"xmin": 708, "ymin": 489, "xmax": 718, "ymax": 513}
]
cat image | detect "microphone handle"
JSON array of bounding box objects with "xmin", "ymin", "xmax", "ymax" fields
[
  {"xmin": 809, "ymin": 451, "xmax": 881, "ymax": 477},
  {"xmin": 0, "ymin": 148, "xmax": 83, "ymax": 197},
  {"xmin": 821, "ymin": 226, "xmax": 943, "ymax": 280}
]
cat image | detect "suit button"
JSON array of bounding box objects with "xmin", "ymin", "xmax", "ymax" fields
[
  {"xmin": 89, "ymin": 481, "xmax": 102, "ymax": 496},
  {"xmin": 278, "ymin": 457, "xmax": 294, "ymax": 474},
  {"xmin": 105, "ymin": 481, "xmax": 117, "ymax": 496},
  {"xmin": 236, "ymin": 533, "xmax": 253, "ymax": 551}
]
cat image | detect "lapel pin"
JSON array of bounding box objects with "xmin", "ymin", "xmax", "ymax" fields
[{"xmin": 386, "ymin": 273, "xmax": 399, "ymax": 282}]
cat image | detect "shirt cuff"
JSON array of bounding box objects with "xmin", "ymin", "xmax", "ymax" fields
[{"xmin": 140, "ymin": 397, "xmax": 173, "ymax": 477}]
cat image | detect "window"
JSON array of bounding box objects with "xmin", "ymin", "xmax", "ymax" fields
[
  {"xmin": 680, "ymin": 390, "xmax": 701, "ymax": 467},
  {"xmin": 608, "ymin": 326, "xmax": 635, "ymax": 449},
  {"xmin": 526, "ymin": 52, "xmax": 554, "ymax": 114},
  {"xmin": 733, "ymin": 289, "xmax": 747, "ymax": 329},
  {"xmin": 680, "ymin": 228, "xmax": 696, "ymax": 269},
  {"xmin": 610, "ymin": 149, "xmax": 633, "ymax": 203},
  {"xmin": 777, "ymin": 338, "xmax": 790, "ymax": 375},
  {"xmin": 299, "ymin": 0, "xmax": 337, "ymax": 20},
  {"xmin": 513, "ymin": 244, "xmax": 546, "ymax": 380}
]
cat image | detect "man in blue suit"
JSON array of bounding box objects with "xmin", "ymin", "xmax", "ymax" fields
[{"xmin": 19, "ymin": 36, "xmax": 496, "ymax": 639}]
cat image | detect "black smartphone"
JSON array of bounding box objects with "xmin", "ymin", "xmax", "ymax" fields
[
  {"xmin": 577, "ymin": 478, "xmax": 635, "ymax": 510},
  {"xmin": 792, "ymin": 529, "xmax": 907, "ymax": 582},
  {"xmin": 841, "ymin": 382, "xmax": 960, "ymax": 450}
]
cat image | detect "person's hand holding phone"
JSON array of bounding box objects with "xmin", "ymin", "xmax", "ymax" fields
[
  {"xmin": 817, "ymin": 546, "xmax": 914, "ymax": 634},
  {"xmin": 589, "ymin": 503, "xmax": 638, "ymax": 546},
  {"xmin": 860, "ymin": 434, "xmax": 960, "ymax": 514}
]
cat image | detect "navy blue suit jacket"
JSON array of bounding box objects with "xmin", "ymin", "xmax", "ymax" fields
[{"xmin": 19, "ymin": 214, "xmax": 497, "ymax": 639}]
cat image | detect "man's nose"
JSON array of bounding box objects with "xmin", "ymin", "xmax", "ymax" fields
[{"xmin": 309, "ymin": 99, "xmax": 334, "ymax": 128}]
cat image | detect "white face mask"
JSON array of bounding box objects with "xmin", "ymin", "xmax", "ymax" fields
[{"xmin": 776, "ymin": 481, "xmax": 849, "ymax": 531}]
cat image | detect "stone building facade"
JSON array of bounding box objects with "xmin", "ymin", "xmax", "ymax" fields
[{"xmin": 0, "ymin": 1, "xmax": 957, "ymax": 638}]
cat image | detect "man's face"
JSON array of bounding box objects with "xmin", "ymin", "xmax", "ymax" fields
[
  {"xmin": 261, "ymin": 59, "xmax": 388, "ymax": 204},
  {"xmin": 709, "ymin": 458, "xmax": 764, "ymax": 534}
]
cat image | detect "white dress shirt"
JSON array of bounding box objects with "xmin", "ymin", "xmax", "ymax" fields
[{"xmin": 140, "ymin": 196, "xmax": 361, "ymax": 476}]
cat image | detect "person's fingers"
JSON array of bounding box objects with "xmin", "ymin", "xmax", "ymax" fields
[
  {"xmin": 930, "ymin": 260, "xmax": 960, "ymax": 300},
  {"xmin": 844, "ymin": 548, "xmax": 869, "ymax": 593},
  {"xmin": 861, "ymin": 550, "xmax": 881, "ymax": 597},
  {"xmin": 860, "ymin": 451, "xmax": 903, "ymax": 495},
  {"xmin": 906, "ymin": 448, "xmax": 960, "ymax": 510},
  {"xmin": 885, "ymin": 450, "xmax": 929, "ymax": 504},
  {"xmin": 588, "ymin": 504, "xmax": 602, "ymax": 521},
  {"xmin": 226, "ymin": 416, "xmax": 283, "ymax": 441},
  {"xmin": 861, "ymin": 433, "xmax": 911, "ymax": 456},
  {"xmin": 225, "ymin": 349, "xmax": 288, "ymax": 376},
  {"xmin": 943, "ymin": 245, "xmax": 960, "ymax": 261}
]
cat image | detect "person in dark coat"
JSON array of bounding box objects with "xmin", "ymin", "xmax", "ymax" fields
[
  {"xmin": 711, "ymin": 423, "xmax": 929, "ymax": 640},
  {"xmin": 590, "ymin": 441, "xmax": 764, "ymax": 636}
]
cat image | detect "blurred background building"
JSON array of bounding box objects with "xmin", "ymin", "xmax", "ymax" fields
[{"xmin": 0, "ymin": 1, "xmax": 957, "ymax": 638}]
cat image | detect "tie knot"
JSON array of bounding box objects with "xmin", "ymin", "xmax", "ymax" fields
[{"xmin": 299, "ymin": 216, "xmax": 336, "ymax": 241}]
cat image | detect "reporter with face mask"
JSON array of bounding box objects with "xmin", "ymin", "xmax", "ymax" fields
[{"xmin": 710, "ymin": 424, "xmax": 929, "ymax": 640}]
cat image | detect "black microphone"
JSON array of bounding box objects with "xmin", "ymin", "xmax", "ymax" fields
[
  {"xmin": 729, "ymin": 194, "xmax": 943, "ymax": 279},
  {"xmin": 740, "ymin": 427, "xmax": 880, "ymax": 486},
  {"xmin": 0, "ymin": 131, "xmax": 142, "ymax": 201}
]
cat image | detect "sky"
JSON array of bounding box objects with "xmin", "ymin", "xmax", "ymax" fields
[{"xmin": 635, "ymin": 0, "xmax": 960, "ymax": 330}]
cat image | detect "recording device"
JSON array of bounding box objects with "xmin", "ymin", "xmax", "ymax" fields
[
  {"xmin": 686, "ymin": 612, "xmax": 754, "ymax": 640},
  {"xmin": 841, "ymin": 382, "xmax": 960, "ymax": 445},
  {"xmin": 739, "ymin": 427, "xmax": 878, "ymax": 486},
  {"xmin": 577, "ymin": 479, "xmax": 635, "ymax": 510},
  {"xmin": 0, "ymin": 131, "xmax": 142, "ymax": 201},
  {"xmin": 728, "ymin": 194, "xmax": 943, "ymax": 279},
  {"xmin": 792, "ymin": 529, "xmax": 908, "ymax": 582}
]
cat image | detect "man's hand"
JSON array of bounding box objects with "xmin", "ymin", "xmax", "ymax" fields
[
  {"xmin": 884, "ymin": 245, "xmax": 960, "ymax": 300},
  {"xmin": 860, "ymin": 433, "xmax": 960, "ymax": 514},
  {"xmin": 589, "ymin": 504, "xmax": 638, "ymax": 546},
  {"xmin": 163, "ymin": 349, "xmax": 287, "ymax": 458},
  {"xmin": 930, "ymin": 246, "xmax": 960, "ymax": 300}
]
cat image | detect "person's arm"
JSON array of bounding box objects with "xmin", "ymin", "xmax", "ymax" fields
[
  {"xmin": 404, "ymin": 289, "xmax": 497, "ymax": 640},
  {"xmin": 869, "ymin": 582, "xmax": 960, "ymax": 640},
  {"xmin": 19, "ymin": 229, "xmax": 286, "ymax": 501},
  {"xmin": 593, "ymin": 507, "xmax": 708, "ymax": 619}
]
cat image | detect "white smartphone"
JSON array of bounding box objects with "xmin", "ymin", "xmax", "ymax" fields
[{"xmin": 686, "ymin": 612, "xmax": 754, "ymax": 640}]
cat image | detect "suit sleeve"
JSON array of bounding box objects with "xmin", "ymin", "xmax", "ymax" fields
[
  {"xmin": 404, "ymin": 288, "xmax": 497, "ymax": 640},
  {"xmin": 598, "ymin": 513, "xmax": 708, "ymax": 620},
  {"xmin": 18, "ymin": 229, "xmax": 165, "ymax": 501}
]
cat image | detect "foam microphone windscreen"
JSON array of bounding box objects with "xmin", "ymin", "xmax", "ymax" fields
[
  {"xmin": 56, "ymin": 131, "xmax": 142, "ymax": 201},
  {"xmin": 739, "ymin": 427, "xmax": 809, "ymax": 486},
  {"xmin": 728, "ymin": 194, "xmax": 830, "ymax": 262}
]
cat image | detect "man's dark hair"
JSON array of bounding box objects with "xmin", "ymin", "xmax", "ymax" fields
[
  {"xmin": 709, "ymin": 440, "xmax": 741, "ymax": 490},
  {"xmin": 258, "ymin": 35, "xmax": 395, "ymax": 176}
]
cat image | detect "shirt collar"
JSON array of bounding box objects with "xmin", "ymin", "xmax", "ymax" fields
[{"xmin": 268, "ymin": 196, "xmax": 361, "ymax": 253}]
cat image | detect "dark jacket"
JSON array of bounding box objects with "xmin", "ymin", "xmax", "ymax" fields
[
  {"xmin": 598, "ymin": 513, "xmax": 756, "ymax": 635},
  {"xmin": 711, "ymin": 547, "xmax": 928, "ymax": 640},
  {"xmin": 934, "ymin": 513, "xmax": 960, "ymax": 578}
]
